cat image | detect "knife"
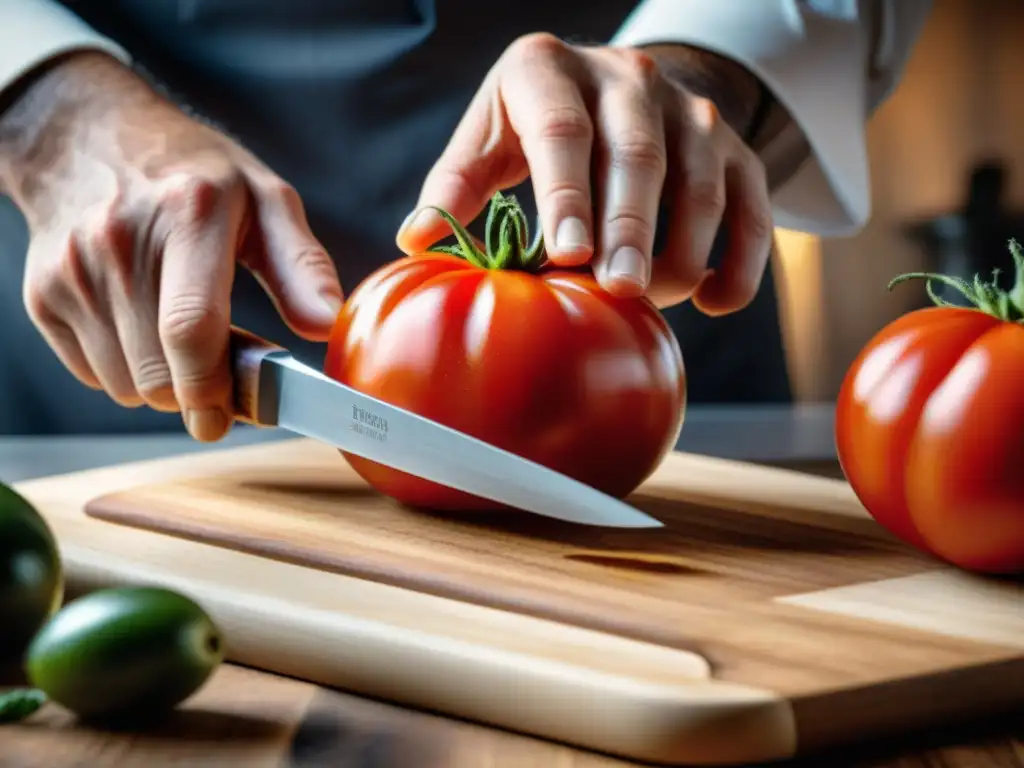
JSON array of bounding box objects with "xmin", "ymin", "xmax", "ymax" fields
[{"xmin": 228, "ymin": 327, "xmax": 663, "ymax": 529}]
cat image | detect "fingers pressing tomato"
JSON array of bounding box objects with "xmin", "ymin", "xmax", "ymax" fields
[{"xmin": 396, "ymin": 34, "xmax": 773, "ymax": 315}]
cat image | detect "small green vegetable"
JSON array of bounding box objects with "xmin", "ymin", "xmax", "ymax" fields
[
  {"xmin": 0, "ymin": 688, "xmax": 46, "ymax": 723},
  {"xmin": 25, "ymin": 586, "xmax": 224, "ymax": 722},
  {"xmin": 0, "ymin": 481, "xmax": 63, "ymax": 661}
]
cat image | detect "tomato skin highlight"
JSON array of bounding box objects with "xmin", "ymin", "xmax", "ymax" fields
[
  {"xmin": 325, "ymin": 251, "xmax": 686, "ymax": 511},
  {"xmin": 836, "ymin": 247, "xmax": 1024, "ymax": 575}
]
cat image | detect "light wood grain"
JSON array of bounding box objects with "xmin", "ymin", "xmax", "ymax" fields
[
  {"xmin": 781, "ymin": 571, "xmax": 1024, "ymax": 648},
  {"xmin": 13, "ymin": 438, "xmax": 1024, "ymax": 765},
  {"xmin": 12, "ymin": 440, "xmax": 790, "ymax": 766},
  {"xmin": 4, "ymin": 661, "xmax": 1021, "ymax": 767}
]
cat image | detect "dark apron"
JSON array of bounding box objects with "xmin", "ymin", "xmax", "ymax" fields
[{"xmin": 0, "ymin": 0, "xmax": 791, "ymax": 434}]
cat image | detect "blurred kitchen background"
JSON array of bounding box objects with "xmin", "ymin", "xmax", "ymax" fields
[{"xmin": 776, "ymin": 0, "xmax": 1024, "ymax": 402}]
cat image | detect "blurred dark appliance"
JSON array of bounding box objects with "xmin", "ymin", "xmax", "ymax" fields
[{"xmin": 905, "ymin": 160, "xmax": 1024, "ymax": 306}]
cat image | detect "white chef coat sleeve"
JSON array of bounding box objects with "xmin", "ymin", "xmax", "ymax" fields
[
  {"xmin": 611, "ymin": 0, "xmax": 933, "ymax": 237},
  {"xmin": 0, "ymin": 0, "xmax": 131, "ymax": 99}
]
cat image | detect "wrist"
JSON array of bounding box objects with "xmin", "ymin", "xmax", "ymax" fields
[
  {"xmin": 640, "ymin": 44, "xmax": 771, "ymax": 143},
  {"xmin": 0, "ymin": 51, "xmax": 153, "ymax": 204}
]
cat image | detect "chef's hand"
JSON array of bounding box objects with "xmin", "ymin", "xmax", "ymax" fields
[
  {"xmin": 397, "ymin": 34, "xmax": 773, "ymax": 314},
  {"xmin": 0, "ymin": 52, "xmax": 343, "ymax": 441}
]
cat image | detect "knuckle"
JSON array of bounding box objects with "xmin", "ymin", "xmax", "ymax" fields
[
  {"xmin": 80, "ymin": 207, "xmax": 135, "ymax": 280},
  {"xmin": 605, "ymin": 209, "xmax": 655, "ymax": 243},
  {"xmin": 541, "ymin": 179, "xmax": 590, "ymax": 208},
  {"xmin": 25, "ymin": 237, "xmax": 87, "ymax": 319},
  {"xmin": 160, "ymin": 165, "xmax": 244, "ymax": 221},
  {"xmin": 686, "ymin": 179, "xmax": 727, "ymax": 218},
  {"xmin": 159, "ymin": 294, "xmax": 226, "ymax": 350},
  {"xmin": 510, "ymin": 32, "xmax": 566, "ymax": 63},
  {"xmin": 741, "ymin": 175, "xmax": 774, "ymax": 241},
  {"xmin": 616, "ymin": 48, "xmax": 660, "ymax": 85},
  {"xmin": 61, "ymin": 235, "xmax": 104, "ymax": 312},
  {"xmin": 55, "ymin": 235, "xmax": 85, "ymax": 278},
  {"xmin": 94, "ymin": 358, "xmax": 143, "ymax": 407},
  {"xmin": 610, "ymin": 133, "xmax": 667, "ymax": 174},
  {"xmin": 741, "ymin": 211, "xmax": 770, "ymax": 257},
  {"xmin": 25, "ymin": 256, "xmax": 64, "ymax": 309},
  {"xmin": 132, "ymin": 356, "xmax": 174, "ymax": 400},
  {"xmin": 173, "ymin": 368, "xmax": 225, "ymax": 392},
  {"xmin": 686, "ymin": 95, "xmax": 721, "ymax": 134},
  {"xmin": 80, "ymin": 210, "xmax": 127, "ymax": 256},
  {"xmin": 536, "ymin": 106, "xmax": 593, "ymax": 143},
  {"xmin": 290, "ymin": 246, "xmax": 337, "ymax": 281},
  {"xmin": 725, "ymin": 149, "xmax": 772, "ymax": 244},
  {"xmin": 22, "ymin": 280, "xmax": 51, "ymax": 326},
  {"xmin": 743, "ymin": 150, "xmax": 769, "ymax": 189},
  {"xmin": 265, "ymin": 180, "xmax": 302, "ymax": 212},
  {"xmin": 745, "ymin": 206, "xmax": 775, "ymax": 247}
]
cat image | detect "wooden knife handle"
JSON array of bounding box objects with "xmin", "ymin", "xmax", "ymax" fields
[{"xmin": 228, "ymin": 326, "xmax": 284, "ymax": 427}]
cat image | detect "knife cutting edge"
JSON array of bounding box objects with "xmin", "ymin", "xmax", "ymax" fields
[{"xmin": 228, "ymin": 327, "xmax": 663, "ymax": 529}]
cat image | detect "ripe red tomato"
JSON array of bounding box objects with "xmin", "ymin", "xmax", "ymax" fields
[
  {"xmin": 836, "ymin": 242, "xmax": 1024, "ymax": 574},
  {"xmin": 324, "ymin": 192, "xmax": 687, "ymax": 511}
]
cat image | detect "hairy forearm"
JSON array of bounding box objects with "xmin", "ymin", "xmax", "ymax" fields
[
  {"xmin": 0, "ymin": 52, "xmax": 81, "ymax": 199},
  {"xmin": 0, "ymin": 52, "xmax": 152, "ymax": 205},
  {"xmin": 0, "ymin": 53, "xmax": 91, "ymax": 202}
]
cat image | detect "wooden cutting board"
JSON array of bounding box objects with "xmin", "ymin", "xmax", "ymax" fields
[{"xmin": 18, "ymin": 438, "xmax": 1024, "ymax": 766}]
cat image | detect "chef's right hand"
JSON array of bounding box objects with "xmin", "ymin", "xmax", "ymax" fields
[{"xmin": 0, "ymin": 52, "xmax": 343, "ymax": 442}]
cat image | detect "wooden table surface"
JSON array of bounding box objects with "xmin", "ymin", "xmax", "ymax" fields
[
  {"xmin": 1, "ymin": 412, "xmax": 1021, "ymax": 767},
  {"xmin": 3, "ymin": 660, "xmax": 1021, "ymax": 767}
]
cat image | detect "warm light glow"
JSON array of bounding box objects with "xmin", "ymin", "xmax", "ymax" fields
[{"xmin": 773, "ymin": 228, "xmax": 827, "ymax": 401}]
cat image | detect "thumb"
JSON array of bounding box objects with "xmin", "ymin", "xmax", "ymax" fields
[{"xmin": 244, "ymin": 180, "xmax": 344, "ymax": 341}]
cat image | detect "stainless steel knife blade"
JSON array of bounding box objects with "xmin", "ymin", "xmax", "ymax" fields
[{"xmin": 230, "ymin": 329, "xmax": 663, "ymax": 529}]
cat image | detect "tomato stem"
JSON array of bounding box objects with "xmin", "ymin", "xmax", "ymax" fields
[
  {"xmin": 887, "ymin": 238, "xmax": 1024, "ymax": 323},
  {"xmin": 425, "ymin": 191, "xmax": 546, "ymax": 271}
]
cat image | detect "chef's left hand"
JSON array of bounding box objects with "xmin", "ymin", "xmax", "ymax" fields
[{"xmin": 396, "ymin": 33, "xmax": 773, "ymax": 315}]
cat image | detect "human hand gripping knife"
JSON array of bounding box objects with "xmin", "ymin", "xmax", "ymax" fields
[{"xmin": 227, "ymin": 328, "xmax": 663, "ymax": 528}]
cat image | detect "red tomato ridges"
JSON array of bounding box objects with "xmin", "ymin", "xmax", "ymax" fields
[
  {"xmin": 836, "ymin": 239, "xmax": 1024, "ymax": 575},
  {"xmin": 325, "ymin": 191, "xmax": 687, "ymax": 512}
]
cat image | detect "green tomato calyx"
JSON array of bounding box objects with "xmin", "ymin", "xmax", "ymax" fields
[
  {"xmin": 887, "ymin": 238, "xmax": 1024, "ymax": 323},
  {"xmin": 426, "ymin": 191, "xmax": 546, "ymax": 271}
]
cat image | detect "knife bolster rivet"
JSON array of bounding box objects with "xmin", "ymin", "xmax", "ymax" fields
[{"xmin": 229, "ymin": 327, "xmax": 284, "ymax": 427}]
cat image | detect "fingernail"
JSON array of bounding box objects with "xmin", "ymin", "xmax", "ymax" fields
[
  {"xmin": 398, "ymin": 208, "xmax": 442, "ymax": 236},
  {"xmin": 317, "ymin": 290, "xmax": 343, "ymax": 320},
  {"xmin": 554, "ymin": 217, "xmax": 591, "ymax": 253},
  {"xmin": 185, "ymin": 407, "xmax": 231, "ymax": 442},
  {"xmin": 605, "ymin": 246, "xmax": 649, "ymax": 288}
]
